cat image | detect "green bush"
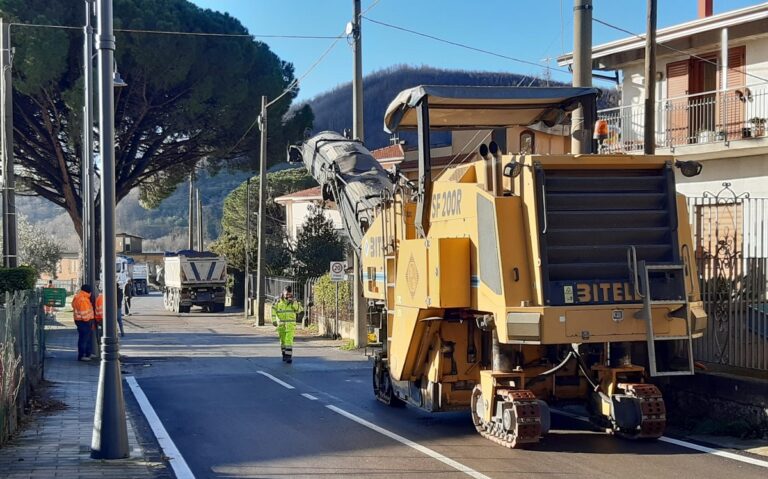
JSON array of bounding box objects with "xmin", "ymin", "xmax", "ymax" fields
[
  {"xmin": 313, "ymin": 273, "xmax": 352, "ymax": 322},
  {"xmin": 0, "ymin": 266, "xmax": 38, "ymax": 295}
]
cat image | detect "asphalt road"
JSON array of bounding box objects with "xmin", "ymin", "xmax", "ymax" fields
[{"xmin": 120, "ymin": 293, "xmax": 768, "ymax": 478}]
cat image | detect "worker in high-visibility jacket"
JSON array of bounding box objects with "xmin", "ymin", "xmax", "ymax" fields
[
  {"xmin": 271, "ymin": 286, "xmax": 303, "ymax": 363},
  {"xmin": 71, "ymin": 284, "xmax": 95, "ymax": 361}
]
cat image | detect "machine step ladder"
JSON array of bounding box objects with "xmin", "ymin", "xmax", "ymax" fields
[{"xmin": 633, "ymin": 260, "xmax": 695, "ymax": 377}]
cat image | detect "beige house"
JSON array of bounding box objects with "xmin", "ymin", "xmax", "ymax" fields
[{"xmin": 559, "ymin": 0, "xmax": 768, "ymax": 198}]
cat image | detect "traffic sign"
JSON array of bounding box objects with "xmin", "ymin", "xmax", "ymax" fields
[{"xmin": 330, "ymin": 261, "xmax": 347, "ymax": 282}]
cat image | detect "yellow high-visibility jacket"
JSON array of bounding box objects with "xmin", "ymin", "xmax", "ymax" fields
[{"xmin": 271, "ymin": 298, "xmax": 303, "ymax": 325}]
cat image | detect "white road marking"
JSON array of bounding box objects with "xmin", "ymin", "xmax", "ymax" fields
[
  {"xmin": 326, "ymin": 404, "xmax": 491, "ymax": 479},
  {"xmin": 659, "ymin": 437, "xmax": 768, "ymax": 469},
  {"xmin": 125, "ymin": 376, "xmax": 195, "ymax": 479},
  {"xmin": 301, "ymin": 393, "xmax": 318, "ymax": 401},
  {"xmin": 551, "ymin": 408, "xmax": 768, "ymax": 469},
  {"xmin": 257, "ymin": 370, "xmax": 295, "ymax": 389}
]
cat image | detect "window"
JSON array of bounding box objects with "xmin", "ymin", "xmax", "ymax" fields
[
  {"xmin": 125, "ymin": 237, "xmax": 131, "ymax": 252},
  {"xmin": 520, "ymin": 130, "xmax": 535, "ymax": 154}
]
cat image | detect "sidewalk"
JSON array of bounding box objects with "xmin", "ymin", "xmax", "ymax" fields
[{"xmin": 0, "ymin": 318, "xmax": 170, "ymax": 478}]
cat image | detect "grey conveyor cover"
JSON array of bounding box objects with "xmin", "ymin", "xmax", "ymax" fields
[{"xmin": 293, "ymin": 131, "xmax": 394, "ymax": 250}]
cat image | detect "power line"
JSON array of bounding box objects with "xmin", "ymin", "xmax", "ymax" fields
[
  {"xmin": 227, "ymin": 32, "xmax": 346, "ymax": 156},
  {"xmin": 363, "ymin": 16, "xmax": 574, "ymax": 75},
  {"xmin": 592, "ymin": 17, "xmax": 768, "ymax": 84},
  {"xmin": 10, "ymin": 21, "xmax": 340, "ymax": 40}
]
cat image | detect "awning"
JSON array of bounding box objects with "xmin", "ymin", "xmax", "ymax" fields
[{"xmin": 383, "ymin": 85, "xmax": 600, "ymax": 133}]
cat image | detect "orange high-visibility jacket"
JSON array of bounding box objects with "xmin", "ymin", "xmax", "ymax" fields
[
  {"xmin": 94, "ymin": 294, "xmax": 103, "ymax": 321},
  {"xmin": 72, "ymin": 291, "xmax": 94, "ymax": 322}
]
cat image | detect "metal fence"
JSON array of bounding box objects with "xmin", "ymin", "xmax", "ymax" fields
[
  {"xmin": 263, "ymin": 276, "xmax": 305, "ymax": 302},
  {"xmin": 598, "ymin": 83, "xmax": 768, "ymax": 153},
  {"xmin": 687, "ymin": 186, "xmax": 768, "ymax": 371},
  {"xmin": 0, "ymin": 290, "xmax": 46, "ymax": 445}
]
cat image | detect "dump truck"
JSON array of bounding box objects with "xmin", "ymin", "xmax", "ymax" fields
[
  {"xmin": 289, "ymin": 86, "xmax": 707, "ymax": 448},
  {"xmin": 132, "ymin": 262, "xmax": 150, "ymax": 295},
  {"xmin": 163, "ymin": 250, "xmax": 227, "ymax": 313}
]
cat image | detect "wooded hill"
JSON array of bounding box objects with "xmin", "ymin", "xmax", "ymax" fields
[{"xmin": 304, "ymin": 64, "xmax": 618, "ymax": 150}]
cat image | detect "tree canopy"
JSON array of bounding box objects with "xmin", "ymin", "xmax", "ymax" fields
[
  {"xmin": 1, "ymin": 0, "xmax": 312, "ymax": 239},
  {"xmin": 292, "ymin": 204, "xmax": 345, "ymax": 283},
  {"xmin": 210, "ymin": 168, "xmax": 316, "ymax": 273}
]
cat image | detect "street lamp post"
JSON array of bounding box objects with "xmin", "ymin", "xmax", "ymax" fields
[
  {"xmin": 82, "ymin": 0, "xmax": 96, "ymax": 290},
  {"xmin": 91, "ymin": 0, "xmax": 128, "ymax": 460}
]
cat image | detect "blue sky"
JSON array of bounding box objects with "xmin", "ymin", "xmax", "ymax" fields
[{"xmin": 190, "ymin": 0, "xmax": 763, "ymax": 101}]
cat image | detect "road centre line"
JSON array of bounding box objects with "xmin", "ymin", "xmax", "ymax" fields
[
  {"xmin": 301, "ymin": 393, "xmax": 319, "ymax": 400},
  {"xmin": 126, "ymin": 376, "xmax": 196, "ymax": 479},
  {"xmin": 550, "ymin": 408, "xmax": 768, "ymax": 469},
  {"xmin": 326, "ymin": 404, "xmax": 492, "ymax": 479},
  {"xmin": 257, "ymin": 370, "xmax": 295, "ymax": 389}
]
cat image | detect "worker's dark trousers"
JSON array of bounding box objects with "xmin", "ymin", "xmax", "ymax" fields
[{"xmin": 76, "ymin": 321, "xmax": 93, "ymax": 359}]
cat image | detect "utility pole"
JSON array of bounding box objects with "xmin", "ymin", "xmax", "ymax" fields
[
  {"xmin": 254, "ymin": 96, "xmax": 267, "ymax": 326},
  {"xmin": 196, "ymin": 188, "xmax": 203, "ymax": 251},
  {"xmin": 1, "ymin": 19, "xmax": 18, "ymax": 267},
  {"xmin": 571, "ymin": 0, "xmax": 593, "ymax": 154},
  {"xmin": 644, "ymin": 0, "xmax": 657, "ymax": 154},
  {"xmin": 83, "ymin": 0, "xmax": 96, "ymax": 287},
  {"xmin": 244, "ymin": 177, "xmax": 251, "ymax": 319},
  {"xmin": 351, "ymin": 0, "xmax": 367, "ymax": 348},
  {"xmin": 187, "ymin": 172, "xmax": 194, "ymax": 250},
  {"xmin": 91, "ymin": 0, "xmax": 128, "ymax": 460}
]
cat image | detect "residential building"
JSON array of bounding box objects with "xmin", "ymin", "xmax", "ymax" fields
[
  {"xmin": 116, "ymin": 233, "xmax": 144, "ymax": 254},
  {"xmin": 558, "ymin": 0, "xmax": 768, "ymax": 198},
  {"xmin": 274, "ymin": 187, "xmax": 343, "ymax": 243}
]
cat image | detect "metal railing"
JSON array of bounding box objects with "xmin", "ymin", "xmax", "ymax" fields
[
  {"xmin": 598, "ymin": 83, "xmax": 768, "ymax": 153},
  {"xmin": 687, "ymin": 186, "xmax": 767, "ymax": 371},
  {"xmin": 263, "ymin": 276, "xmax": 305, "ymax": 302},
  {"xmin": 0, "ymin": 290, "xmax": 46, "ymax": 446}
]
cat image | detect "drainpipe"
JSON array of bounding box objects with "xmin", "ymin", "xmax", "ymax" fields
[{"xmin": 721, "ymin": 28, "xmax": 728, "ymax": 142}]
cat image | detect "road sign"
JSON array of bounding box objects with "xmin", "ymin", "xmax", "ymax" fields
[{"xmin": 330, "ymin": 261, "xmax": 347, "ymax": 282}]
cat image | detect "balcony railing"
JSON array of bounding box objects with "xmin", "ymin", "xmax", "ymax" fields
[{"xmin": 598, "ymin": 83, "xmax": 768, "ymax": 153}]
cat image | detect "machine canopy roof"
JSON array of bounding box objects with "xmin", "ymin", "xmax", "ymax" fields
[{"xmin": 383, "ymin": 85, "xmax": 600, "ymax": 133}]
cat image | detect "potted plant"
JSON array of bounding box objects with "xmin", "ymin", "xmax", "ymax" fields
[{"xmin": 749, "ymin": 117, "xmax": 766, "ymax": 137}]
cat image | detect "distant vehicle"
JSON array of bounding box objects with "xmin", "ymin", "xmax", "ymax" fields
[
  {"xmin": 115, "ymin": 255, "xmax": 131, "ymax": 288},
  {"xmin": 132, "ymin": 263, "xmax": 150, "ymax": 295},
  {"xmin": 163, "ymin": 250, "xmax": 227, "ymax": 313}
]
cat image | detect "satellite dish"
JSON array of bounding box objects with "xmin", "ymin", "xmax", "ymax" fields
[{"xmin": 345, "ymin": 21, "xmax": 354, "ymax": 36}]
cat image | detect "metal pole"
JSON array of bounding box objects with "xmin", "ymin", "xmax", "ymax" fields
[
  {"xmin": 721, "ymin": 28, "xmax": 728, "ymax": 139},
  {"xmin": 1, "ymin": 19, "xmax": 18, "ymax": 267},
  {"xmin": 335, "ymin": 281, "xmax": 339, "ymax": 340},
  {"xmin": 244, "ymin": 178, "xmax": 250, "ymax": 319},
  {"xmin": 196, "ymin": 188, "xmax": 203, "ymax": 251},
  {"xmin": 83, "ymin": 0, "xmax": 96, "ymax": 287},
  {"xmin": 351, "ymin": 0, "xmax": 367, "ymax": 348},
  {"xmin": 571, "ymin": 0, "xmax": 593, "ymax": 154},
  {"xmin": 91, "ymin": 0, "xmax": 128, "ymax": 460},
  {"xmin": 187, "ymin": 172, "xmax": 194, "ymax": 250},
  {"xmin": 255, "ymin": 96, "xmax": 267, "ymax": 326},
  {"xmin": 644, "ymin": 0, "xmax": 657, "ymax": 154}
]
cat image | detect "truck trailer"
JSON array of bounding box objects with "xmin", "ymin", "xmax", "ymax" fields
[{"xmin": 163, "ymin": 250, "xmax": 227, "ymax": 313}]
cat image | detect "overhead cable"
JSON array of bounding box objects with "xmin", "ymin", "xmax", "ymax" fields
[{"xmin": 593, "ymin": 17, "xmax": 768, "ymax": 84}]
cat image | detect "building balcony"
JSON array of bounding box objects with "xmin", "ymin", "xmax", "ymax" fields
[{"xmin": 598, "ymin": 84, "xmax": 768, "ymax": 156}]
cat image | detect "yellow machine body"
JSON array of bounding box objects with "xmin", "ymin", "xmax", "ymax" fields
[{"xmin": 362, "ymin": 153, "xmax": 705, "ymax": 414}]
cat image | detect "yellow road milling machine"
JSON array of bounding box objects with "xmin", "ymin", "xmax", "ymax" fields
[{"xmin": 289, "ymin": 86, "xmax": 707, "ymax": 448}]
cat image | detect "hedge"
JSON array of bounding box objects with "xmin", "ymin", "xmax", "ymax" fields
[{"xmin": 0, "ymin": 266, "xmax": 38, "ymax": 295}]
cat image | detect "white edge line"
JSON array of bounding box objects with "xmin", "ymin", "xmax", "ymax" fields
[
  {"xmin": 125, "ymin": 376, "xmax": 196, "ymax": 479},
  {"xmin": 301, "ymin": 393, "xmax": 318, "ymax": 400},
  {"xmin": 659, "ymin": 436, "xmax": 768, "ymax": 469},
  {"xmin": 551, "ymin": 408, "xmax": 768, "ymax": 469},
  {"xmin": 257, "ymin": 370, "xmax": 295, "ymax": 389},
  {"xmin": 326, "ymin": 404, "xmax": 491, "ymax": 479}
]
